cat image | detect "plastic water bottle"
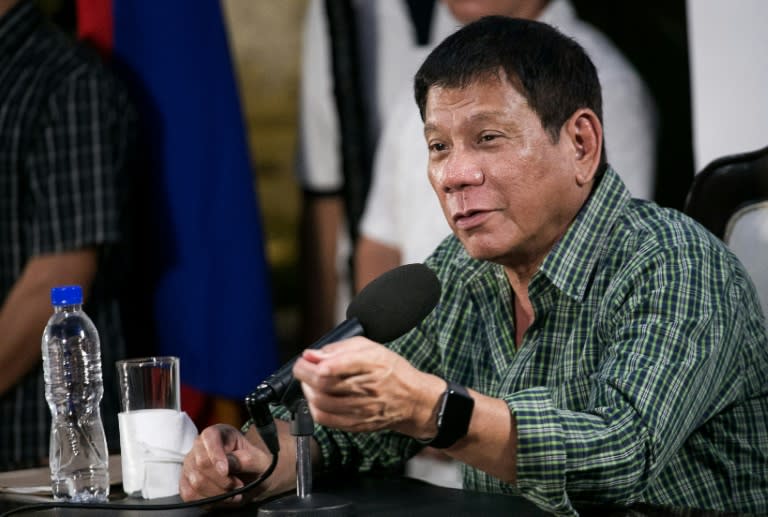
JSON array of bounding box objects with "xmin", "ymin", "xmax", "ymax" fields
[{"xmin": 42, "ymin": 285, "xmax": 109, "ymax": 502}]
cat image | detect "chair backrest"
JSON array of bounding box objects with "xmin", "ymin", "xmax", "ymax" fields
[
  {"xmin": 684, "ymin": 145, "xmax": 768, "ymax": 239},
  {"xmin": 684, "ymin": 145, "xmax": 768, "ymax": 315}
]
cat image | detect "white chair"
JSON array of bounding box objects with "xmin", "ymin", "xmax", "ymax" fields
[{"xmin": 724, "ymin": 201, "xmax": 768, "ymax": 315}]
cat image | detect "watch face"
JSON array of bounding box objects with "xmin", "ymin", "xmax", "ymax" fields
[
  {"xmin": 432, "ymin": 383, "xmax": 474, "ymax": 449},
  {"xmin": 440, "ymin": 388, "xmax": 474, "ymax": 430}
]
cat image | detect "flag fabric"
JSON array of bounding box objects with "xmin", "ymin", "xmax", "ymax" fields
[{"xmin": 76, "ymin": 0, "xmax": 279, "ymax": 423}]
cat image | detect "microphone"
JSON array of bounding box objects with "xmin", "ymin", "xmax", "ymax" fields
[{"xmin": 249, "ymin": 263, "xmax": 441, "ymax": 410}]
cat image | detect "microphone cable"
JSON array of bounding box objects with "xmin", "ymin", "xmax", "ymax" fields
[{"xmin": 0, "ymin": 443, "xmax": 278, "ymax": 516}]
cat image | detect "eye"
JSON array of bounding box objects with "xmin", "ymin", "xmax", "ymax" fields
[
  {"xmin": 479, "ymin": 133, "xmax": 499, "ymax": 143},
  {"xmin": 429, "ymin": 142, "xmax": 447, "ymax": 152}
]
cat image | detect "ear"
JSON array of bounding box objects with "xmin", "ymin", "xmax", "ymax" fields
[{"xmin": 562, "ymin": 109, "xmax": 602, "ymax": 186}]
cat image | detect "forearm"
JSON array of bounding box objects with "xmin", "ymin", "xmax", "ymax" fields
[
  {"xmin": 390, "ymin": 373, "xmax": 518, "ymax": 483},
  {"xmin": 0, "ymin": 279, "xmax": 53, "ymax": 395},
  {"xmin": 441, "ymin": 390, "xmax": 518, "ymax": 484},
  {"xmin": 353, "ymin": 236, "xmax": 401, "ymax": 292},
  {"xmin": 0, "ymin": 249, "xmax": 97, "ymax": 395},
  {"xmin": 293, "ymin": 342, "xmax": 518, "ymax": 479}
]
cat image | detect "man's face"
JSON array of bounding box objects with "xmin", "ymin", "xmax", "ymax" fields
[{"xmin": 424, "ymin": 75, "xmax": 583, "ymax": 269}]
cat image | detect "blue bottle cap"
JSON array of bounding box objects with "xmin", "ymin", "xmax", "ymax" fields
[{"xmin": 51, "ymin": 285, "xmax": 83, "ymax": 306}]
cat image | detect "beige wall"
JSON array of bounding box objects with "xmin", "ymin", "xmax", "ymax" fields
[
  {"xmin": 222, "ymin": 0, "xmax": 306, "ymax": 272},
  {"xmin": 222, "ymin": 0, "xmax": 307, "ymax": 350}
]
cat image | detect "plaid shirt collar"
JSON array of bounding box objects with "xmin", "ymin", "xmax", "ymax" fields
[{"xmin": 537, "ymin": 166, "xmax": 630, "ymax": 303}]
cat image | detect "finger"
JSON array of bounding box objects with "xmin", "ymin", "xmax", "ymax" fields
[
  {"xmin": 183, "ymin": 432, "xmax": 237, "ymax": 495},
  {"xmin": 302, "ymin": 383, "xmax": 379, "ymax": 423},
  {"xmin": 307, "ymin": 397, "xmax": 391, "ymax": 433},
  {"xmin": 303, "ymin": 338, "xmax": 364, "ymax": 358},
  {"xmin": 200, "ymin": 425, "xmax": 234, "ymax": 476},
  {"xmin": 229, "ymin": 446, "xmax": 271, "ymax": 475},
  {"xmin": 296, "ymin": 366, "xmax": 352, "ymax": 396},
  {"xmin": 298, "ymin": 357, "xmax": 393, "ymax": 397},
  {"xmin": 214, "ymin": 476, "xmax": 245, "ymax": 506},
  {"xmin": 188, "ymin": 436, "xmax": 217, "ymax": 474},
  {"xmin": 304, "ymin": 385, "xmax": 376, "ymax": 416},
  {"xmin": 314, "ymin": 343, "xmax": 396, "ymax": 380},
  {"xmin": 300, "ymin": 336, "xmax": 377, "ymax": 366},
  {"xmin": 180, "ymin": 467, "xmax": 244, "ymax": 506},
  {"xmin": 295, "ymin": 351, "xmax": 377, "ymax": 387},
  {"xmin": 180, "ymin": 465, "xmax": 224, "ymax": 502},
  {"xmin": 226, "ymin": 453, "xmax": 241, "ymax": 474},
  {"xmin": 181, "ymin": 459, "xmax": 238, "ymax": 500}
]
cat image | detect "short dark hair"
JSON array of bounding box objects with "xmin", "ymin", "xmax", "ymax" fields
[{"xmin": 414, "ymin": 16, "xmax": 603, "ymax": 148}]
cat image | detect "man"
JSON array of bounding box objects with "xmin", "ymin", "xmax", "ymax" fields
[
  {"xmin": 181, "ymin": 17, "xmax": 768, "ymax": 515},
  {"xmin": 0, "ymin": 0, "xmax": 134, "ymax": 469}
]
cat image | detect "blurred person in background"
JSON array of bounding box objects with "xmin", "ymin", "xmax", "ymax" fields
[{"xmin": 0, "ymin": 0, "xmax": 135, "ymax": 470}]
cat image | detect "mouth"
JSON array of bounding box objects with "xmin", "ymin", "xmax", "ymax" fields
[{"xmin": 452, "ymin": 209, "xmax": 493, "ymax": 230}]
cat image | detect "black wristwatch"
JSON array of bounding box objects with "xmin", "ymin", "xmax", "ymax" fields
[{"xmin": 424, "ymin": 381, "xmax": 474, "ymax": 449}]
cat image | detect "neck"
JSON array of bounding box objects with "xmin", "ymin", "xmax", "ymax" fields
[
  {"xmin": 504, "ymin": 271, "xmax": 535, "ymax": 349},
  {"xmin": 0, "ymin": 0, "xmax": 21, "ymax": 20},
  {"xmin": 503, "ymin": 262, "xmax": 538, "ymax": 294},
  {"xmin": 501, "ymin": 222, "xmax": 569, "ymax": 291}
]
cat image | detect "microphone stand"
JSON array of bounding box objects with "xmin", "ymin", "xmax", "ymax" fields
[{"xmin": 258, "ymin": 399, "xmax": 355, "ymax": 516}]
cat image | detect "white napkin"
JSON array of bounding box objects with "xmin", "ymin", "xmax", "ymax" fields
[{"xmin": 118, "ymin": 409, "xmax": 198, "ymax": 499}]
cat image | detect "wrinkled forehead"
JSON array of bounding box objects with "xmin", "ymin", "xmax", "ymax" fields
[
  {"xmin": 424, "ymin": 69, "xmax": 528, "ymax": 117},
  {"xmin": 424, "ymin": 67, "xmax": 525, "ymax": 107}
]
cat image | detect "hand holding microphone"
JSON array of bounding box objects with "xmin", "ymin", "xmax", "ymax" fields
[
  {"xmin": 295, "ymin": 336, "xmax": 446, "ymax": 438},
  {"xmin": 249, "ymin": 263, "xmax": 441, "ymax": 410},
  {"xmin": 244, "ymin": 263, "xmax": 440, "ymax": 451},
  {"xmin": 289, "ymin": 263, "xmax": 444, "ymax": 437}
]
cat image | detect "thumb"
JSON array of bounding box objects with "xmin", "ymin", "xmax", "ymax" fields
[
  {"xmin": 228, "ymin": 446, "xmax": 271, "ymax": 475},
  {"xmin": 225, "ymin": 453, "xmax": 242, "ymax": 475}
]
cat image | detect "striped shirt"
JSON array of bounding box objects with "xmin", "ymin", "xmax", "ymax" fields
[
  {"xmin": 0, "ymin": 1, "xmax": 134, "ymax": 470},
  {"xmin": 302, "ymin": 167, "xmax": 768, "ymax": 515}
]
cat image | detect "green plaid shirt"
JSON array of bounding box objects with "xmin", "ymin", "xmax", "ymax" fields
[{"xmin": 296, "ymin": 167, "xmax": 768, "ymax": 515}]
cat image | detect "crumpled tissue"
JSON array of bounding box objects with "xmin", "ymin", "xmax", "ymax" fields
[{"xmin": 118, "ymin": 409, "xmax": 198, "ymax": 499}]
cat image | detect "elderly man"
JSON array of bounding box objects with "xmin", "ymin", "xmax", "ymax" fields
[{"xmin": 181, "ymin": 16, "xmax": 768, "ymax": 516}]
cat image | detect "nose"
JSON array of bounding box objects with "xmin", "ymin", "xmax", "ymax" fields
[{"xmin": 432, "ymin": 148, "xmax": 485, "ymax": 194}]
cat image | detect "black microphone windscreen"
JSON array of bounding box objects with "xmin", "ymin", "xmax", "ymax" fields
[{"xmin": 346, "ymin": 263, "xmax": 441, "ymax": 343}]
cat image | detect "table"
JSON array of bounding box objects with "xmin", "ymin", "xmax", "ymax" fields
[
  {"xmin": 3, "ymin": 474, "xmax": 543, "ymax": 516},
  {"xmin": 0, "ymin": 471, "xmax": 745, "ymax": 517}
]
